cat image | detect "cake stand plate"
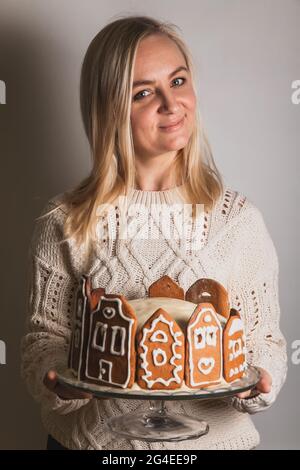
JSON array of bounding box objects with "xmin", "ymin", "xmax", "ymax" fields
[{"xmin": 57, "ymin": 365, "xmax": 260, "ymax": 442}]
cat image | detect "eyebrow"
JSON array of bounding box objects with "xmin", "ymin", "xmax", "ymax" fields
[{"xmin": 132, "ymin": 65, "xmax": 188, "ymax": 89}]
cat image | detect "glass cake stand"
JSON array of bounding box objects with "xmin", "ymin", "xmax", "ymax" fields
[{"xmin": 57, "ymin": 365, "xmax": 260, "ymax": 443}]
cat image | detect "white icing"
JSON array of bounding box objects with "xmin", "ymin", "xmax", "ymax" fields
[
  {"xmin": 194, "ymin": 325, "xmax": 218, "ymax": 350},
  {"xmin": 98, "ymin": 359, "xmax": 112, "ymax": 382},
  {"xmin": 187, "ymin": 306, "xmax": 223, "ymax": 387},
  {"xmin": 194, "ymin": 327, "xmax": 205, "ymax": 349},
  {"xmin": 70, "ymin": 277, "xmax": 88, "ymax": 376},
  {"xmin": 204, "ymin": 314, "xmax": 212, "ymax": 323},
  {"xmin": 150, "ymin": 330, "xmax": 168, "ymax": 343},
  {"xmin": 103, "ymin": 306, "xmax": 116, "ymax": 319},
  {"xmin": 198, "ymin": 357, "xmax": 215, "ymax": 375},
  {"xmin": 85, "ymin": 296, "xmax": 135, "ymax": 388},
  {"xmin": 139, "ymin": 313, "xmax": 183, "ymax": 388},
  {"xmin": 152, "ymin": 348, "xmax": 167, "ymax": 366},
  {"xmin": 110, "ymin": 326, "xmax": 126, "ymax": 356},
  {"xmin": 228, "ymin": 318, "xmax": 244, "ymax": 336},
  {"xmin": 229, "ymin": 338, "xmax": 243, "ymax": 359},
  {"xmin": 206, "ymin": 326, "xmax": 218, "ymax": 346},
  {"xmin": 76, "ymin": 298, "xmax": 83, "ymax": 319},
  {"xmin": 92, "ymin": 322, "xmax": 108, "ymax": 351}
]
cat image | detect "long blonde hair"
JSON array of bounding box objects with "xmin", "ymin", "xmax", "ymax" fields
[{"xmin": 39, "ymin": 15, "xmax": 224, "ymax": 257}]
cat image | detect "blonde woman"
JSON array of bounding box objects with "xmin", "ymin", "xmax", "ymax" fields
[{"xmin": 21, "ymin": 15, "xmax": 287, "ymax": 450}]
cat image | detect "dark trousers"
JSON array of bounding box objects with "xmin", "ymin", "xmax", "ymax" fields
[{"xmin": 47, "ymin": 434, "xmax": 69, "ymax": 450}]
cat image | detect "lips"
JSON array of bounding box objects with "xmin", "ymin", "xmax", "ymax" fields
[{"xmin": 160, "ymin": 116, "xmax": 185, "ymax": 130}]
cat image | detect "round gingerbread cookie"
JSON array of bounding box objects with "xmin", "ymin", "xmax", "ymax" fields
[{"xmin": 185, "ymin": 278, "xmax": 230, "ymax": 319}]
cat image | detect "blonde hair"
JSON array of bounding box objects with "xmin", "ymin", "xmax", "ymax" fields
[{"xmin": 39, "ymin": 15, "xmax": 224, "ymax": 257}]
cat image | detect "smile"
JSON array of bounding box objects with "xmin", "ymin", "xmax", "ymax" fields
[{"xmin": 159, "ymin": 116, "xmax": 185, "ymax": 132}]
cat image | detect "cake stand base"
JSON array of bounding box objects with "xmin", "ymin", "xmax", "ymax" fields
[{"xmin": 104, "ymin": 400, "xmax": 209, "ymax": 442}]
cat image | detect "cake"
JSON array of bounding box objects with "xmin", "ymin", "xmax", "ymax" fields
[{"xmin": 68, "ymin": 275, "xmax": 247, "ymax": 390}]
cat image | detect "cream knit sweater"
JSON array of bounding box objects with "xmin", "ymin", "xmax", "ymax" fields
[{"xmin": 21, "ymin": 185, "xmax": 287, "ymax": 450}]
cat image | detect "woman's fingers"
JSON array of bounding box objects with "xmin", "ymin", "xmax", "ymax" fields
[
  {"xmin": 255, "ymin": 367, "xmax": 272, "ymax": 393},
  {"xmin": 43, "ymin": 369, "xmax": 58, "ymax": 391},
  {"xmin": 43, "ymin": 369, "xmax": 93, "ymax": 400},
  {"xmin": 235, "ymin": 389, "xmax": 253, "ymax": 399},
  {"xmin": 235, "ymin": 366, "xmax": 272, "ymax": 399}
]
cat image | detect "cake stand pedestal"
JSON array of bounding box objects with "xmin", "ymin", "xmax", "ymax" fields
[
  {"xmin": 105, "ymin": 398, "xmax": 209, "ymax": 442},
  {"xmin": 57, "ymin": 365, "xmax": 260, "ymax": 443}
]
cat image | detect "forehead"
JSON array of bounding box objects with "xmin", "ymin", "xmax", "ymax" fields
[{"xmin": 133, "ymin": 34, "xmax": 186, "ymax": 76}]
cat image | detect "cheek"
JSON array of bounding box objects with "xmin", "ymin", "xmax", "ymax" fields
[
  {"xmin": 186, "ymin": 90, "xmax": 197, "ymax": 112},
  {"xmin": 185, "ymin": 94, "xmax": 197, "ymax": 126},
  {"xmin": 131, "ymin": 108, "xmax": 156, "ymax": 136}
]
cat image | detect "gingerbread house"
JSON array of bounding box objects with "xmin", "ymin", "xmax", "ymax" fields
[
  {"xmin": 223, "ymin": 308, "xmax": 247, "ymax": 382},
  {"xmin": 136, "ymin": 308, "xmax": 185, "ymax": 390},
  {"xmin": 68, "ymin": 275, "xmax": 137, "ymax": 388},
  {"xmin": 185, "ymin": 303, "xmax": 223, "ymax": 388}
]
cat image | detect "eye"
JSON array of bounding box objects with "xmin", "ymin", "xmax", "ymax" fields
[
  {"xmin": 133, "ymin": 89, "xmax": 151, "ymax": 101},
  {"xmin": 133, "ymin": 76, "xmax": 187, "ymax": 102},
  {"xmin": 172, "ymin": 77, "xmax": 186, "ymax": 87}
]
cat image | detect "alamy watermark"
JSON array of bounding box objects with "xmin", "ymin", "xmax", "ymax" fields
[
  {"xmin": 291, "ymin": 340, "xmax": 300, "ymax": 365},
  {"xmin": 0, "ymin": 80, "xmax": 6, "ymax": 104},
  {"xmin": 95, "ymin": 198, "xmax": 205, "ymax": 251},
  {"xmin": 0, "ymin": 340, "xmax": 6, "ymax": 365},
  {"xmin": 291, "ymin": 80, "xmax": 300, "ymax": 104}
]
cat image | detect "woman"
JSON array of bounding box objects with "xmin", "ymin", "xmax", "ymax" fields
[{"xmin": 21, "ymin": 15, "xmax": 287, "ymax": 450}]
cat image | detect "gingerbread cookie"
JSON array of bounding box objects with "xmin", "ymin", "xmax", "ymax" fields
[
  {"xmin": 69, "ymin": 274, "xmax": 137, "ymax": 389},
  {"xmin": 68, "ymin": 275, "xmax": 89, "ymax": 375},
  {"xmin": 185, "ymin": 302, "xmax": 223, "ymax": 388},
  {"xmin": 148, "ymin": 275, "xmax": 184, "ymax": 300},
  {"xmin": 136, "ymin": 308, "xmax": 185, "ymax": 390},
  {"xmin": 185, "ymin": 278, "xmax": 230, "ymax": 319},
  {"xmin": 223, "ymin": 308, "xmax": 247, "ymax": 382}
]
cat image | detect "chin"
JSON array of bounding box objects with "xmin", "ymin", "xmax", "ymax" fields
[{"xmin": 162, "ymin": 136, "xmax": 190, "ymax": 151}]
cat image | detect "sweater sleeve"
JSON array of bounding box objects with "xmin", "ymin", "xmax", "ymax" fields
[
  {"xmin": 20, "ymin": 198, "xmax": 91, "ymax": 415},
  {"xmin": 227, "ymin": 204, "xmax": 288, "ymax": 414}
]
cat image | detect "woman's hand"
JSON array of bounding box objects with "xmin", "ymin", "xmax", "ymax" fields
[
  {"xmin": 235, "ymin": 366, "xmax": 272, "ymax": 399},
  {"xmin": 43, "ymin": 370, "xmax": 93, "ymax": 400},
  {"xmin": 43, "ymin": 370, "xmax": 109, "ymax": 401}
]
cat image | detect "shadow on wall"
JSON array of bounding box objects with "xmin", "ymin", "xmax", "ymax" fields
[{"xmin": 0, "ymin": 16, "xmax": 89, "ymax": 449}]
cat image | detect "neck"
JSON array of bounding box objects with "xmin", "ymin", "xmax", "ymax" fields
[{"xmin": 134, "ymin": 151, "xmax": 181, "ymax": 191}]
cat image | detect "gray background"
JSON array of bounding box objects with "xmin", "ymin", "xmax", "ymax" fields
[{"xmin": 0, "ymin": 0, "xmax": 299, "ymax": 449}]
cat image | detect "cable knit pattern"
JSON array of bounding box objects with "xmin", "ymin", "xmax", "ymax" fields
[{"xmin": 21, "ymin": 185, "xmax": 287, "ymax": 450}]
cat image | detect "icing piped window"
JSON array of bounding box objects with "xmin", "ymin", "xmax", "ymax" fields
[
  {"xmin": 229, "ymin": 338, "xmax": 243, "ymax": 359},
  {"xmin": 110, "ymin": 326, "xmax": 126, "ymax": 356},
  {"xmin": 194, "ymin": 325, "xmax": 218, "ymax": 349},
  {"xmin": 152, "ymin": 348, "xmax": 167, "ymax": 366},
  {"xmin": 150, "ymin": 330, "xmax": 168, "ymax": 343},
  {"xmin": 92, "ymin": 322, "xmax": 107, "ymax": 351},
  {"xmin": 76, "ymin": 298, "xmax": 83, "ymax": 319}
]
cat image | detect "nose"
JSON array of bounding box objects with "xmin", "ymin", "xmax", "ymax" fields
[{"xmin": 157, "ymin": 88, "xmax": 180, "ymax": 114}]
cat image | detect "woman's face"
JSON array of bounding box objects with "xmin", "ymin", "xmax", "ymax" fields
[{"xmin": 130, "ymin": 34, "xmax": 197, "ymax": 160}]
